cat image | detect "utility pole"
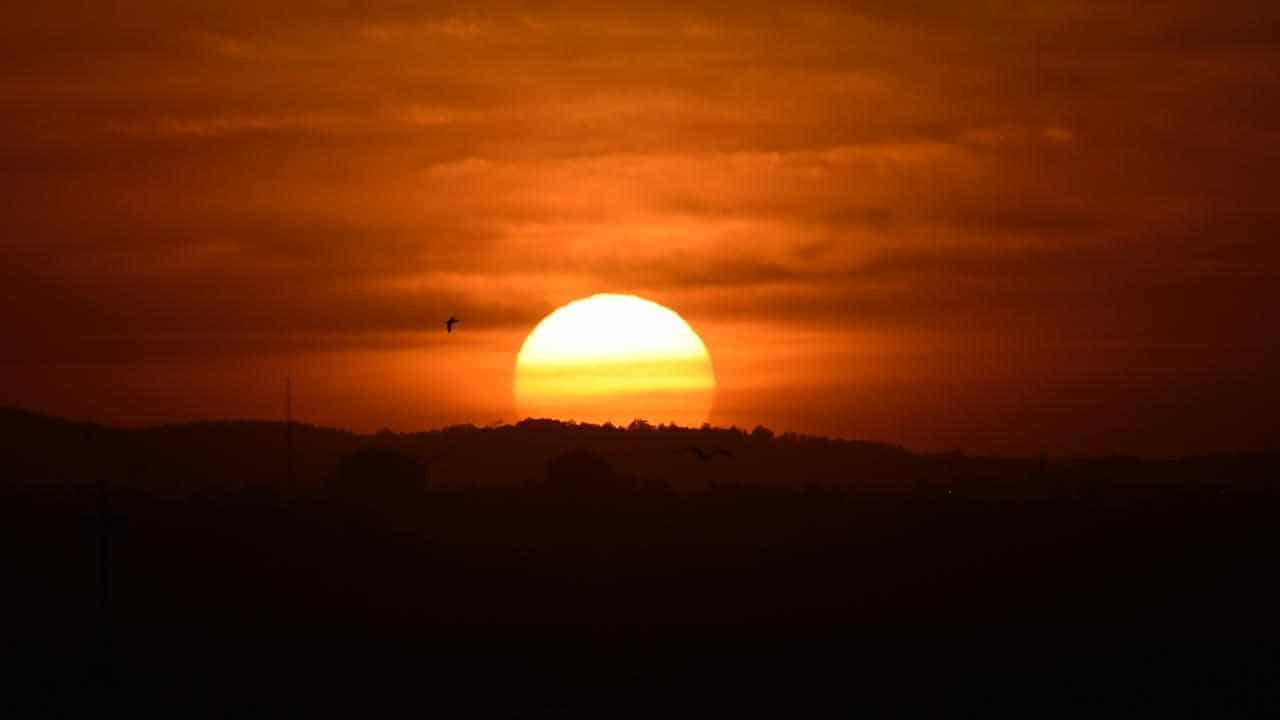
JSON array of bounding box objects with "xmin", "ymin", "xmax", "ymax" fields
[
  {"xmin": 84, "ymin": 425, "xmax": 115, "ymax": 695},
  {"xmin": 96, "ymin": 473, "xmax": 112, "ymax": 644},
  {"xmin": 286, "ymin": 377, "xmax": 295, "ymax": 491}
]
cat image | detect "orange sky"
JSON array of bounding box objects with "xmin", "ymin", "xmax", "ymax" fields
[{"xmin": 2, "ymin": 2, "xmax": 1278, "ymax": 455}]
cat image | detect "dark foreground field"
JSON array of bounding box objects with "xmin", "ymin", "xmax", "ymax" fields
[{"xmin": 2, "ymin": 409, "xmax": 1277, "ymax": 715}]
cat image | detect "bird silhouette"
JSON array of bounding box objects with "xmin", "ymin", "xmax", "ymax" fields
[
  {"xmin": 680, "ymin": 447, "xmax": 733, "ymax": 463},
  {"xmin": 445, "ymin": 316, "xmax": 459, "ymax": 333}
]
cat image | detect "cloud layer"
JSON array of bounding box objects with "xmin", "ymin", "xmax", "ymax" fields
[{"xmin": 3, "ymin": 1, "xmax": 1278, "ymax": 454}]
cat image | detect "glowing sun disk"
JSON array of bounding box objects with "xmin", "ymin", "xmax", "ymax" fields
[{"xmin": 515, "ymin": 294, "xmax": 715, "ymax": 425}]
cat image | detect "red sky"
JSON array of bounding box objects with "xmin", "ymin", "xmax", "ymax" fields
[{"xmin": 3, "ymin": 1, "xmax": 1278, "ymax": 455}]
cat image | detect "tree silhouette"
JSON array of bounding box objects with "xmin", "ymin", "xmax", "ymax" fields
[
  {"xmin": 328, "ymin": 446, "xmax": 426, "ymax": 504},
  {"xmin": 544, "ymin": 450, "xmax": 631, "ymax": 492}
]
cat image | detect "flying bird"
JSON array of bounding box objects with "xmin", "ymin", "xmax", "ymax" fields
[
  {"xmin": 445, "ymin": 316, "xmax": 459, "ymax": 333},
  {"xmin": 680, "ymin": 447, "xmax": 733, "ymax": 463}
]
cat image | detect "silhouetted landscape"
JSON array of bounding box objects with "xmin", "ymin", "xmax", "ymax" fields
[
  {"xmin": 8, "ymin": 0, "xmax": 1280, "ymax": 714},
  {"xmin": 4, "ymin": 406, "xmax": 1277, "ymax": 715}
]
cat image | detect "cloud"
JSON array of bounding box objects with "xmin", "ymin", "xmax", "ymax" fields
[{"xmin": 2, "ymin": 0, "xmax": 1278, "ymax": 451}]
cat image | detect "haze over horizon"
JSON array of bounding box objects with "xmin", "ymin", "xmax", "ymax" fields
[{"xmin": 4, "ymin": 2, "xmax": 1278, "ymax": 456}]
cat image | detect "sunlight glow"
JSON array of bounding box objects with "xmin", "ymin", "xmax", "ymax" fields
[{"xmin": 515, "ymin": 294, "xmax": 715, "ymax": 426}]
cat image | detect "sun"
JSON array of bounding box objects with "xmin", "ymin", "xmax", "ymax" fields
[{"xmin": 515, "ymin": 294, "xmax": 716, "ymax": 427}]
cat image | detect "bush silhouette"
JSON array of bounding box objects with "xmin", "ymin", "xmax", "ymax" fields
[
  {"xmin": 328, "ymin": 446, "xmax": 426, "ymax": 503},
  {"xmin": 544, "ymin": 450, "xmax": 632, "ymax": 492}
]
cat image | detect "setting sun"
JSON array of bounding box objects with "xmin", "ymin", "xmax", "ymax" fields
[{"xmin": 515, "ymin": 294, "xmax": 715, "ymax": 426}]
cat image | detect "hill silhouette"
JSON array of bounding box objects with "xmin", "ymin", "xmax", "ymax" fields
[
  {"xmin": 2, "ymin": 406, "xmax": 1278, "ymax": 715},
  {"xmin": 3, "ymin": 406, "xmax": 1274, "ymax": 501}
]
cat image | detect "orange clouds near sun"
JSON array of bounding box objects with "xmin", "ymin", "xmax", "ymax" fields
[{"xmin": 2, "ymin": 2, "xmax": 1278, "ymax": 455}]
